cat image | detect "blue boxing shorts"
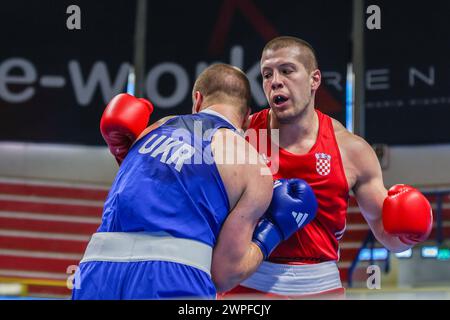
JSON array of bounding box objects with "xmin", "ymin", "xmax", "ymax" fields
[{"xmin": 71, "ymin": 232, "xmax": 216, "ymax": 300}]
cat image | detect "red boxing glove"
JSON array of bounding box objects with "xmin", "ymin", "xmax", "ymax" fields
[
  {"xmin": 100, "ymin": 93, "xmax": 154, "ymax": 164},
  {"xmin": 382, "ymin": 184, "xmax": 433, "ymax": 246}
]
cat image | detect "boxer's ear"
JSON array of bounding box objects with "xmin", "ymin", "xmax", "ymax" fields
[
  {"xmin": 242, "ymin": 107, "xmax": 251, "ymax": 129},
  {"xmin": 310, "ymin": 69, "xmax": 321, "ymax": 91},
  {"xmin": 192, "ymin": 91, "xmax": 203, "ymax": 114}
]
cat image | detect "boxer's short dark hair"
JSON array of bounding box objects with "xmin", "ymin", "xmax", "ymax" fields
[
  {"xmin": 193, "ymin": 63, "xmax": 251, "ymax": 116},
  {"xmin": 262, "ymin": 36, "xmax": 319, "ymax": 72}
]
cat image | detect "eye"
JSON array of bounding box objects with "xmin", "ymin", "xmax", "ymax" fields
[
  {"xmin": 282, "ymin": 69, "xmax": 293, "ymax": 75},
  {"xmin": 263, "ymin": 72, "xmax": 272, "ymax": 79}
]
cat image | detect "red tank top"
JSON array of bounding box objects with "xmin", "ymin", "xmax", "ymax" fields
[{"xmin": 248, "ymin": 108, "xmax": 349, "ymax": 263}]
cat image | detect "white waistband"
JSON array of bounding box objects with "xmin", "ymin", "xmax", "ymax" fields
[
  {"xmin": 240, "ymin": 261, "xmax": 342, "ymax": 295},
  {"xmin": 80, "ymin": 232, "xmax": 213, "ymax": 276}
]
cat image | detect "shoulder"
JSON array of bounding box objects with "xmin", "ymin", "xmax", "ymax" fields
[
  {"xmin": 212, "ymin": 128, "xmax": 273, "ymax": 205},
  {"xmin": 212, "ymin": 128, "xmax": 269, "ymax": 172},
  {"xmin": 331, "ymin": 120, "xmax": 381, "ymax": 189},
  {"xmin": 331, "ymin": 118, "xmax": 373, "ymax": 158}
]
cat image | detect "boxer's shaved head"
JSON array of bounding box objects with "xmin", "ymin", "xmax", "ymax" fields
[
  {"xmin": 193, "ymin": 63, "xmax": 251, "ymax": 116},
  {"xmin": 262, "ymin": 36, "xmax": 318, "ymax": 72}
]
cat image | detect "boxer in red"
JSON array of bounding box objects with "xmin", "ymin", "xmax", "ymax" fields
[{"xmin": 221, "ymin": 36, "xmax": 433, "ymax": 299}]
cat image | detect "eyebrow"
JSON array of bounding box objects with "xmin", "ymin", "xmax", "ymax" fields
[
  {"xmin": 261, "ymin": 62, "xmax": 297, "ymax": 71},
  {"xmin": 278, "ymin": 63, "xmax": 297, "ymax": 69}
]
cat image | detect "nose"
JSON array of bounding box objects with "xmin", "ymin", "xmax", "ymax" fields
[{"xmin": 271, "ymin": 72, "xmax": 283, "ymax": 90}]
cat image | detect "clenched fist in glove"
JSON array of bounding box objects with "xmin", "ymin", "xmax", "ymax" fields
[
  {"xmin": 383, "ymin": 184, "xmax": 433, "ymax": 246},
  {"xmin": 252, "ymin": 179, "xmax": 318, "ymax": 259},
  {"xmin": 100, "ymin": 94, "xmax": 154, "ymax": 164}
]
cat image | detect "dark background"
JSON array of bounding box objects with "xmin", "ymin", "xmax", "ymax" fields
[{"xmin": 0, "ymin": 0, "xmax": 448, "ymax": 145}]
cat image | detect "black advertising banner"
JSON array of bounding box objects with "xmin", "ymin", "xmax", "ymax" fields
[
  {"xmin": 0, "ymin": 1, "xmax": 136, "ymax": 145},
  {"xmin": 364, "ymin": 0, "xmax": 450, "ymax": 145},
  {"xmin": 0, "ymin": 1, "xmax": 448, "ymax": 146},
  {"xmin": 0, "ymin": 0, "xmax": 350, "ymax": 145}
]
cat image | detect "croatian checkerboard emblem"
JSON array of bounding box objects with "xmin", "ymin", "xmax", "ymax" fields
[{"xmin": 315, "ymin": 153, "xmax": 331, "ymax": 176}]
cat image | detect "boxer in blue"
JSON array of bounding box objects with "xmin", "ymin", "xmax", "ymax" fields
[{"xmin": 72, "ymin": 64, "xmax": 317, "ymax": 299}]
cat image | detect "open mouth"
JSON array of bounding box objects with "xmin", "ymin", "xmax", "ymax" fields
[{"xmin": 273, "ymin": 94, "xmax": 289, "ymax": 106}]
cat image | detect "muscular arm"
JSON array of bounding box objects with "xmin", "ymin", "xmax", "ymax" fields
[
  {"xmin": 211, "ymin": 188, "xmax": 268, "ymax": 292},
  {"xmin": 210, "ymin": 130, "xmax": 273, "ymax": 292},
  {"xmin": 345, "ymin": 134, "xmax": 410, "ymax": 252}
]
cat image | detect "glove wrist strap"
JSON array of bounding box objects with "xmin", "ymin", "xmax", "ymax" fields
[{"xmin": 252, "ymin": 219, "xmax": 283, "ymax": 260}]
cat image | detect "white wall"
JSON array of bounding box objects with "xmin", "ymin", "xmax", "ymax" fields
[
  {"xmin": 0, "ymin": 142, "xmax": 117, "ymax": 186},
  {"xmin": 0, "ymin": 142, "xmax": 450, "ymax": 188},
  {"xmin": 380, "ymin": 144, "xmax": 450, "ymax": 189}
]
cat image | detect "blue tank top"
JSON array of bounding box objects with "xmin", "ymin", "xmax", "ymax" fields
[{"xmin": 97, "ymin": 110, "xmax": 235, "ymax": 247}]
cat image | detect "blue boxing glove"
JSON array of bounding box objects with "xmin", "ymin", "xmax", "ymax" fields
[{"xmin": 252, "ymin": 179, "xmax": 318, "ymax": 259}]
